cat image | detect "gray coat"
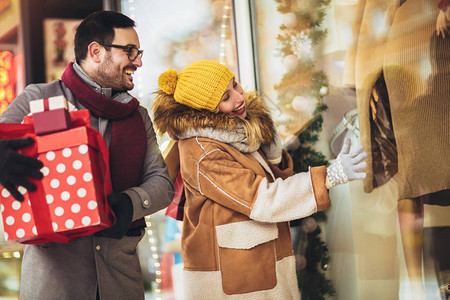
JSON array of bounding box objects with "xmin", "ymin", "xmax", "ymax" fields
[{"xmin": 0, "ymin": 65, "xmax": 174, "ymax": 299}]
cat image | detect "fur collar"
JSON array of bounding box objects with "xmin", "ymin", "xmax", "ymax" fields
[{"xmin": 152, "ymin": 91, "xmax": 275, "ymax": 152}]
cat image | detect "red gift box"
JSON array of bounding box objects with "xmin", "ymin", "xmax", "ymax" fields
[
  {"xmin": 29, "ymin": 96, "xmax": 71, "ymax": 136},
  {"xmin": 0, "ymin": 110, "xmax": 114, "ymax": 244}
]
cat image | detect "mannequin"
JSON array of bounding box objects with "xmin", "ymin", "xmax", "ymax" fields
[
  {"xmin": 396, "ymin": 16, "xmax": 450, "ymax": 294},
  {"xmin": 344, "ymin": 0, "xmax": 450, "ymax": 297}
]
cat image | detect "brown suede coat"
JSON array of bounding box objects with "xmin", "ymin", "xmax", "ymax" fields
[{"xmin": 153, "ymin": 92, "xmax": 331, "ymax": 298}]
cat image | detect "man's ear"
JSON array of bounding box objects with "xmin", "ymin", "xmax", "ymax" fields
[{"xmin": 86, "ymin": 41, "xmax": 103, "ymax": 63}]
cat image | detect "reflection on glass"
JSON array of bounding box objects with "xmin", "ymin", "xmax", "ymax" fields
[
  {"xmin": 337, "ymin": 0, "xmax": 450, "ymax": 299},
  {"xmin": 120, "ymin": 0, "xmax": 449, "ymax": 299},
  {"xmin": 253, "ymin": 0, "xmax": 450, "ymax": 299},
  {"xmin": 121, "ymin": 1, "xmax": 238, "ymax": 298},
  {"xmin": 121, "ymin": 0, "xmax": 238, "ymax": 110}
]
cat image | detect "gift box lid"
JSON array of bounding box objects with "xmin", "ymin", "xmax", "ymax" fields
[
  {"xmin": 22, "ymin": 109, "xmax": 91, "ymax": 128},
  {"xmin": 29, "ymin": 96, "xmax": 68, "ymax": 113},
  {"xmin": 36, "ymin": 126, "xmax": 102, "ymax": 154}
]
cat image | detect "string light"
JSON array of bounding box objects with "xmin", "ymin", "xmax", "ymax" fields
[
  {"xmin": 219, "ymin": 1, "xmax": 232, "ymax": 64},
  {"xmin": 119, "ymin": 2, "xmax": 237, "ymax": 299},
  {"xmin": 1, "ymin": 251, "xmax": 21, "ymax": 259},
  {"xmin": 121, "ymin": 1, "xmax": 145, "ymax": 104},
  {"xmin": 145, "ymin": 216, "xmax": 162, "ymax": 298}
]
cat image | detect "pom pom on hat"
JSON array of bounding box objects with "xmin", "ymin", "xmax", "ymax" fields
[
  {"xmin": 158, "ymin": 60, "xmax": 235, "ymax": 111},
  {"xmin": 158, "ymin": 69, "xmax": 178, "ymax": 95}
]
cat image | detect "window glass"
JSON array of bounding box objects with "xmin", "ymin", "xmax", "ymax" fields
[
  {"xmin": 252, "ymin": 1, "xmax": 450, "ymax": 299},
  {"xmin": 121, "ymin": 1, "xmax": 238, "ymax": 298},
  {"xmin": 121, "ymin": 0, "xmax": 238, "ymax": 110}
]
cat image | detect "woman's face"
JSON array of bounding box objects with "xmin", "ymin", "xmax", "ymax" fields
[{"xmin": 218, "ymin": 77, "xmax": 246, "ymax": 119}]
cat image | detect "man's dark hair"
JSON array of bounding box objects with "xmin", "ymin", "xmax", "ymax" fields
[{"xmin": 74, "ymin": 11, "xmax": 135, "ymax": 64}]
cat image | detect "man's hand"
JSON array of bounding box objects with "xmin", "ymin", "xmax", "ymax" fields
[
  {"xmin": 96, "ymin": 193, "xmax": 133, "ymax": 239},
  {"xmin": 0, "ymin": 137, "xmax": 44, "ymax": 201},
  {"xmin": 326, "ymin": 138, "xmax": 367, "ymax": 188}
]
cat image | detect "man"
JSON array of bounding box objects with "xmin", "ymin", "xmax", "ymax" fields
[{"xmin": 0, "ymin": 11, "xmax": 174, "ymax": 299}]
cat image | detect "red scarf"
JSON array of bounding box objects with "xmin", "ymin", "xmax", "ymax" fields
[{"xmin": 61, "ymin": 62, "xmax": 147, "ymax": 194}]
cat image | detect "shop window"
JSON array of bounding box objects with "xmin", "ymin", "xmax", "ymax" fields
[
  {"xmin": 119, "ymin": 0, "xmax": 450, "ymax": 299},
  {"xmin": 121, "ymin": 0, "xmax": 239, "ymax": 298}
]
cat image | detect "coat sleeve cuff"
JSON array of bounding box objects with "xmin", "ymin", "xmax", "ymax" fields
[
  {"xmin": 309, "ymin": 166, "xmax": 331, "ymax": 211},
  {"xmin": 123, "ymin": 187, "xmax": 151, "ymax": 221},
  {"xmin": 267, "ymin": 150, "xmax": 294, "ymax": 180}
]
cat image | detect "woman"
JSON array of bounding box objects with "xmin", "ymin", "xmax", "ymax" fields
[{"xmin": 153, "ymin": 60, "xmax": 366, "ymax": 299}]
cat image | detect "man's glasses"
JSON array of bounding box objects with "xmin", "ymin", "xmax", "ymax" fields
[{"xmin": 98, "ymin": 42, "xmax": 144, "ymax": 61}]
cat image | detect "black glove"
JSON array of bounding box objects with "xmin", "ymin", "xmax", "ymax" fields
[
  {"xmin": 96, "ymin": 193, "xmax": 133, "ymax": 239},
  {"xmin": 0, "ymin": 137, "xmax": 44, "ymax": 201}
]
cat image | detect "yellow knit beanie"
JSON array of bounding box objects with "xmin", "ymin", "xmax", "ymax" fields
[{"xmin": 158, "ymin": 60, "xmax": 235, "ymax": 111}]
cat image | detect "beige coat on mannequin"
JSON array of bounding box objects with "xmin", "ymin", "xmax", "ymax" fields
[{"xmin": 344, "ymin": 0, "xmax": 449, "ymax": 199}]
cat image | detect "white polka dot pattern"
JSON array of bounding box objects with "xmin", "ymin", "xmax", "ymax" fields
[
  {"xmin": 67, "ymin": 176, "xmax": 76, "ymax": 185},
  {"xmin": 71, "ymin": 204, "xmax": 81, "ymax": 213},
  {"xmin": 73, "ymin": 160, "xmax": 82, "ymax": 170},
  {"xmin": 5, "ymin": 216, "xmax": 14, "ymax": 225},
  {"xmin": 61, "ymin": 191, "xmax": 70, "ymax": 201},
  {"xmin": 50, "ymin": 179, "xmax": 60, "ymax": 188},
  {"xmin": 46, "ymin": 194, "xmax": 54, "ymax": 204},
  {"xmin": 12, "ymin": 201, "xmax": 21, "ymax": 210},
  {"xmin": 56, "ymin": 163, "xmax": 66, "ymax": 173},
  {"xmin": 78, "ymin": 144, "xmax": 88, "ymax": 154},
  {"xmin": 22, "ymin": 213, "xmax": 31, "ymax": 223},
  {"xmin": 16, "ymin": 229, "xmax": 25, "ymax": 238},
  {"xmin": 46, "ymin": 151, "xmax": 55, "ymax": 161},
  {"xmin": 18, "ymin": 186, "xmax": 27, "ymax": 195},
  {"xmin": 0, "ymin": 139, "xmax": 110, "ymax": 242},
  {"xmin": 55, "ymin": 207, "xmax": 64, "ymax": 216},
  {"xmin": 1, "ymin": 189, "xmax": 10, "ymax": 198},
  {"xmin": 82, "ymin": 216, "xmax": 91, "ymax": 226},
  {"xmin": 62, "ymin": 148, "xmax": 72, "ymax": 157},
  {"xmin": 65, "ymin": 219, "xmax": 74, "ymax": 228},
  {"xmin": 83, "ymin": 172, "xmax": 93, "ymax": 182},
  {"xmin": 41, "ymin": 167, "xmax": 50, "ymax": 176},
  {"xmin": 88, "ymin": 201, "xmax": 98, "ymax": 210},
  {"xmin": 77, "ymin": 188, "xmax": 87, "ymax": 198}
]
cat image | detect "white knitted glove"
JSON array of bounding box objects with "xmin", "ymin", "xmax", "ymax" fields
[
  {"xmin": 260, "ymin": 130, "xmax": 282, "ymax": 165},
  {"xmin": 326, "ymin": 137, "xmax": 367, "ymax": 188}
]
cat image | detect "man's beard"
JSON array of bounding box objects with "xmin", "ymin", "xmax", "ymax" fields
[{"xmin": 92, "ymin": 55, "xmax": 132, "ymax": 91}]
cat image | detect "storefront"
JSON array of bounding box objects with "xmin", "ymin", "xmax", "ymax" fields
[
  {"xmin": 117, "ymin": 1, "xmax": 450, "ymax": 298},
  {"xmin": 0, "ymin": 0, "xmax": 448, "ymax": 299}
]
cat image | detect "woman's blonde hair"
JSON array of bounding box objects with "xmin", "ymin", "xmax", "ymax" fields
[
  {"xmin": 152, "ymin": 90, "xmax": 275, "ymax": 148},
  {"xmin": 215, "ymin": 91, "xmax": 273, "ymax": 148}
]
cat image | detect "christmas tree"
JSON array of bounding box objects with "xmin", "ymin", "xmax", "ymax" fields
[{"xmin": 273, "ymin": 0, "xmax": 335, "ymax": 298}]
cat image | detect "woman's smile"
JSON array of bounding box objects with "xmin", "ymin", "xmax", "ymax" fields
[{"xmin": 232, "ymin": 103, "xmax": 246, "ymax": 115}]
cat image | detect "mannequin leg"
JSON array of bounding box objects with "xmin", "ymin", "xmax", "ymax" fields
[{"xmin": 398, "ymin": 197, "xmax": 424, "ymax": 298}]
